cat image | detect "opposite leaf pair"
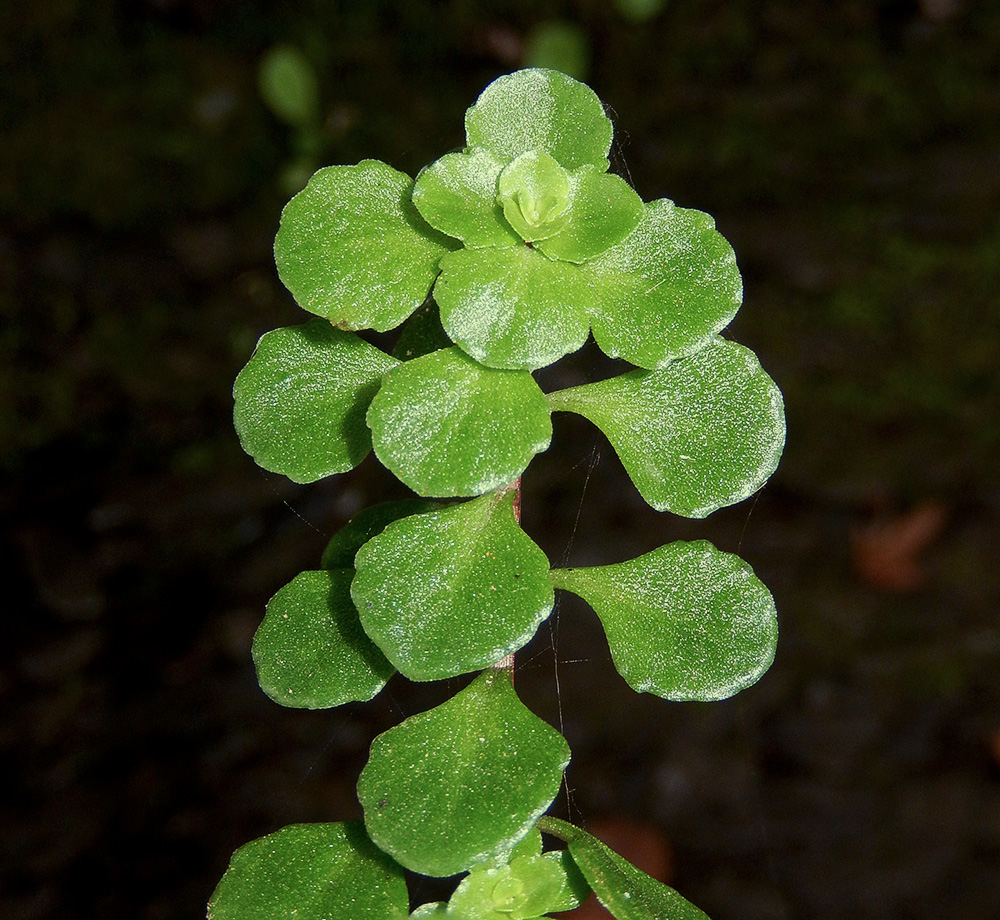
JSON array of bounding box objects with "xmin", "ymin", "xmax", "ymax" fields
[
  {"xmin": 234, "ymin": 322, "xmax": 784, "ymax": 514},
  {"xmin": 253, "ymin": 492, "xmax": 778, "ymax": 709},
  {"xmin": 208, "ymin": 818, "xmax": 710, "ymax": 920}
]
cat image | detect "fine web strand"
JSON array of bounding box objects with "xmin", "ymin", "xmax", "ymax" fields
[
  {"xmin": 736, "ymin": 696, "xmax": 790, "ymax": 918},
  {"xmin": 256, "ymin": 465, "xmax": 330, "ymax": 537},
  {"xmin": 737, "ymin": 490, "xmax": 763, "ymax": 555},
  {"xmin": 734, "ymin": 488, "xmax": 789, "ymax": 915},
  {"xmin": 550, "ymin": 444, "xmax": 601, "ymax": 823},
  {"xmin": 282, "ymin": 498, "xmax": 327, "ymax": 536},
  {"xmin": 604, "ymin": 104, "xmax": 636, "ymax": 190}
]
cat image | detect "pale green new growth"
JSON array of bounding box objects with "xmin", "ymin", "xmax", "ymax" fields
[{"xmin": 220, "ymin": 66, "xmax": 786, "ymax": 920}]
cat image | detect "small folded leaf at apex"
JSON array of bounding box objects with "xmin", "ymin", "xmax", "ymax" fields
[
  {"xmin": 465, "ymin": 68, "xmax": 614, "ymax": 171},
  {"xmin": 497, "ymin": 149, "xmax": 574, "ymax": 242},
  {"xmin": 274, "ymin": 159, "xmax": 452, "ymax": 331},
  {"xmin": 448, "ymin": 848, "xmax": 589, "ymax": 919}
]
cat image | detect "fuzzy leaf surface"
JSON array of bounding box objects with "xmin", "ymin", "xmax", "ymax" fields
[
  {"xmin": 321, "ymin": 499, "xmax": 440, "ymax": 569},
  {"xmin": 410, "ymin": 905, "xmax": 449, "ymax": 918},
  {"xmin": 538, "ymin": 818, "xmax": 710, "ymax": 920},
  {"xmin": 550, "ymin": 541, "xmax": 778, "ymax": 701},
  {"xmin": 582, "ymin": 200, "xmax": 742, "ymax": 368},
  {"xmin": 367, "ymin": 347, "xmax": 552, "ymax": 496},
  {"xmin": 274, "ymin": 160, "xmax": 450, "ymax": 330},
  {"xmin": 233, "ymin": 321, "xmax": 398, "ymax": 483},
  {"xmin": 434, "ymin": 246, "xmax": 595, "ymax": 370},
  {"xmin": 252, "ymin": 570, "xmax": 394, "ymax": 709},
  {"xmin": 465, "ymin": 68, "xmax": 613, "ymax": 171},
  {"xmin": 207, "ymin": 822, "xmax": 407, "ymax": 920},
  {"xmin": 412, "ymin": 148, "xmax": 520, "ymax": 248},
  {"xmin": 352, "ymin": 491, "xmax": 554, "ymax": 680},
  {"xmin": 358, "ymin": 670, "xmax": 570, "ymax": 877},
  {"xmin": 535, "ymin": 168, "xmax": 643, "ymax": 263},
  {"xmin": 547, "ymin": 339, "xmax": 785, "ymax": 517}
]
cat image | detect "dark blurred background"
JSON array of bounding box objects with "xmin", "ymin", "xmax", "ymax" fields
[{"xmin": 3, "ymin": 1, "xmax": 1000, "ymax": 918}]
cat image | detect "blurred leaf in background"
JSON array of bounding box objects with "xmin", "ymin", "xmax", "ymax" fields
[
  {"xmin": 258, "ymin": 44, "xmax": 321, "ymax": 131},
  {"xmin": 523, "ymin": 21, "xmax": 590, "ymax": 80},
  {"xmin": 613, "ymin": 0, "xmax": 667, "ymax": 23}
]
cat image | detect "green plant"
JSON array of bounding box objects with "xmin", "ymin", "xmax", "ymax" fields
[{"xmin": 210, "ymin": 68, "xmax": 785, "ymax": 920}]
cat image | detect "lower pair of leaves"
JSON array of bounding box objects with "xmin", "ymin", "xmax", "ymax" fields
[
  {"xmin": 208, "ymin": 817, "xmax": 710, "ymax": 920},
  {"xmin": 252, "ymin": 493, "xmax": 778, "ymax": 709}
]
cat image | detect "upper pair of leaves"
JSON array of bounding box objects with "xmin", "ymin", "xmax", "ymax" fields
[
  {"xmin": 233, "ymin": 322, "xmax": 784, "ymax": 518},
  {"xmin": 274, "ymin": 68, "xmax": 742, "ymax": 372}
]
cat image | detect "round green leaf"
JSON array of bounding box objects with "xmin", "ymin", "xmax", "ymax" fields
[
  {"xmin": 233, "ymin": 321, "xmax": 399, "ymax": 484},
  {"xmin": 614, "ymin": 0, "xmax": 668, "ymax": 22},
  {"xmin": 351, "ymin": 491, "xmax": 554, "ymax": 680},
  {"xmin": 546, "ymin": 338, "xmax": 785, "ymax": 517},
  {"xmin": 208, "ymin": 822, "xmax": 408, "ymax": 920},
  {"xmin": 581, "ymin": 200, "xmax": 743, "ymax": 369},
  {"xmin": 321, "ymin": 499, "xmax": 441, "ymax": 569},
  {"xmin": 367, "ymin": 347, "xmax": 552, "ymax": 497},
  {"xmin": 252, "ymin": 570, "xmax": 394, "ymax": 709},
  {"xmin": 412, "ymin": 148, "xmax": 520, "ymax": 248},
  {"xmin": 465, "ymin": 68, "xmax": 613, "ymax": 171},
  {"xmin": 274, "ymin": 160, "xmax": 450, "ymax": 331},
  {"xmin": 434, "ymin": 246, "xmax": 595, "ymax": 370},
  {"xmin": 358, "ymin": 669, "xmax": 570, "ymax": 877},
  {"xmin": 538, "ymin": 817, "xmax": 710, "ymax": 920},
  {"xmin": 550, "ymin": 541, "xmax": 777, "ymax": 701},
  {"xmin": 535, "ymin": 167, "xmax": 643, "ymax": 264}
]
